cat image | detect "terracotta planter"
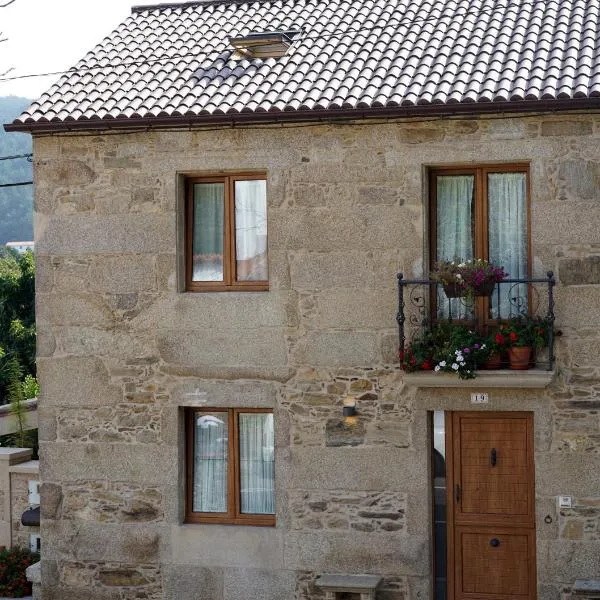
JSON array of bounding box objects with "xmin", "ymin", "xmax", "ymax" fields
[
  {"xmin": 482, "ymin": 352, "xmax": 503, "ymax": 370},
  {"xmin": 508, "ymin": 346, "xmax": 532, "ymax": 370},
  {"xmin": 474, "ymin": 280, "xmax": 496, "ymax": 297},
  {"xmin": 443, "ymin": 282, "xmax": 466, "ymax": 298}
]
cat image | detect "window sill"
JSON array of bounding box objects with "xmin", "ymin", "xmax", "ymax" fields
[{"xmin": 402, "ymin": 368, "xmax": 555, "ymax": 388}]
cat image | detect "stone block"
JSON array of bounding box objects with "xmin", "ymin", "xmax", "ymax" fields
[
  {"xmin": 36, "ymin": 293, "xmax": 113, "ymax": 326},
  {"xmin": 37, "ymin": 214, "xmax": 175, "ymax": 255},
  {"xmin": 291, "ymin": 331, "xmax": 380, "ymax": 367},
  {"xmin": 41, "ymin": 483, "xmax": 63, "ymax": 520},
  {"xmin": 539, "ymin": 540, "xmax": 600, "ymax": 583},
  {"xmin": 223, "ymin": 568, "xmax": 296, "ymax": 600},
  {"xmin": 283, "ymin": 531, "xmax": 429, "ymax": 575},
  {"xmin": 541, "ymin": 121, "xmax": 593, "ymax": 137},
  {"xmin": 566, "ymin": 338, "xmax": 600, "ymax": 367},
  {"xmin": 282, "ymin": 447, "xmax": 423, "ymax": 492},
  {"xmin": 289, "ymin": 250, "xmax": 406, "ymax": 292},
  {"xmin": 157, "ymin": 328, "xmax": 288, "ymax": 367},
  {"xmin": 555, "ymin": 287, "xmax": 600, "ymax": 329},
  {"xmin": 43, "ymin": 520, "xmax": 168, "ymax": 563},
  {"xmin": 171, "ymin": 380, "xmax": 277, "ymax": 407},
  {"xmin": 556, "ymin": 160, "xmax": 600, "ymax": 200},
  {"xmin": 312, "ymin": 289, "xmax": 397, "ymax": 329},
  {"xmin": 269, "ymin": 206, "xmax": 419, "ymax": 252},
  {"xmin": 534, "ymin": 202, "xmax": 600, "ymax": 246},
  {"xmin": 37, "ymin": 159, "xmax": 98, "ymax": 186},
  {"xmin": 162, "ymin": 564, "xmax": 224, "ymax": 600},
  {"xmin": 88, "ymin": 256, "xmax": 158, "ymax": 293},
  {"xmin": 37, "ymin": 357, "xmax": 123, "ymax": 407},
  {"xmin": 40, "ymin": 443, "xmax": 178, "ymax": 485},
  {"xmin": 560, "ymin": 257, "xmax": 600, "ymax": 285},
  {"xmin": 137, "ymin": 290, "xmax": 298, "ymax": 330},
  {"xmin": 536, "ymin": 454, "xmax": 600, "ymax": 496},
  {"xmin": 171, "ymin": 524, "xmax": 284, "ymax": 569}
]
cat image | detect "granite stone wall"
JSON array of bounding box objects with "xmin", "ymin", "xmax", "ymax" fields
[{"xmin": 33, "ymin": 113, "xmax": 600, "ymax": 600}]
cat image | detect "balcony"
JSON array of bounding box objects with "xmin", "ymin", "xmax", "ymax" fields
[{"xmin": 396, "ymin": 272, "xmax": 556, "ymax": 387}]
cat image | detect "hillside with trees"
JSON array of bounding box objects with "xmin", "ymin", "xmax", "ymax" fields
[{"xmin": 0, "ymin": 96, "xmax": 33, "ymax": 245}]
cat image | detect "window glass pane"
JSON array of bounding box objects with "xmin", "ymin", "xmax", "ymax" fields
[
  {"xmin": 193, "ymin": 411, "xmax": 228, "ymax": 513},
  {"xmin": 235, "ymin": 180, "xmax": 268, "ymax": 281},
  {"xmin": 488, "ymin": 172, "xmax": 528, "ymax": 318},
  {"xmin": 436, "ymin": 175, "xmax": 475, "ymax": 319},
  {"xmin": 192, "ymin": 183, "xmax": 224, "ymax": 282},
  {"xmin": 238, "ymin": 413, "xmax": 275, "ymax": 515}
]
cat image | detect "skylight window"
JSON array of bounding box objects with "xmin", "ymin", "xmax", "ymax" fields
[{"xmin": 229, "ymin": 30, "xmax": 300, "ymax": 58}]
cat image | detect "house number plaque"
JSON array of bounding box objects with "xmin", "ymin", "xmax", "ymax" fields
[{"xmin": 470, "ymin": 392, "xmax": 489, "ymax": 404}]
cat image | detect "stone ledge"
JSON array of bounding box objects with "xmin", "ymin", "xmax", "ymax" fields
[
  {"xmin": 403, "ymin": 369, "xmax": 556, "ymax": 388},
  {"xmin": 316, "ymin": 573, "xmax": 382, "ymax": 592},
  {"xmin": 572, "ymin": 580, "xmax": 600, "ymax": 597}
]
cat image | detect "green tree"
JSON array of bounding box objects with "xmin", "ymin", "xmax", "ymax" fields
[{"xmin": 0, "ymin": 248, "xmax": 35, "ymax": 401}]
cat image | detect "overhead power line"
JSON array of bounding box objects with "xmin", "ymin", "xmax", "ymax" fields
[
  {"xmin": 0, "ymin": 153, "xmax": 32, "ymax": 162},
  {"xmin": 0, "ymin": 0, "xmax": 555, "ymax": 83},
  {"xmin": 0, "ymin": 181, "xmax": 32, "ymax": 188}
]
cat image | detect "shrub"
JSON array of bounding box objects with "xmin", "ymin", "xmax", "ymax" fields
[{"xmin": 0, "ymin": 546, "xmax": 39, "ymax": 597}]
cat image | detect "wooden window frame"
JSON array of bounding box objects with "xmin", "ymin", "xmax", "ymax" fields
[
  {"xmin": 185, "ymin": 407, "xmax": 275, "ymax": 526},
  {"xmin": 185, "ymin": 172, "xmax": 268, "ymax": 292},
  {"xmin": 429, "ymin": 163, "xmax": 531, "ymax": 324}
]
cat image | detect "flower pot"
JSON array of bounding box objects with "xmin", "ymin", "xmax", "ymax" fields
[
  {"xmin": 443, "ymin": 282, "xmax": 466, "ymax": 298},
  {"xmin": 421, "ymin": 359, "xmax": 434, "ymax": 371},
  {"xmin": 482, "ymin": 352, "xmax": 503, "ymax": 369},
  {"xmin": 474, "ymin": 280, "xmax": 496, "ymax": 296},
  {"xmin": 508, "ymin": 346, "xmax": 532, "ymax": 370}
]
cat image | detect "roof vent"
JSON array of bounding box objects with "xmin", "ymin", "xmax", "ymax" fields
[{"xmin": 229, "ymin": 30, "xmax": 300, "ymax": 58}]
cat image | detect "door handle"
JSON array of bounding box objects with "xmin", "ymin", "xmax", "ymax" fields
[
  {"xmin": 490, "ymin": 538, "xmax": 500, "ymax": 547},
  {"xmin": 490, "ymin": 447, "xmax": 497, "ymax": 467}
]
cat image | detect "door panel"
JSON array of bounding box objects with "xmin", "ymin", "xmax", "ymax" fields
[
  {"xmin": 447, "ymin": 412, "xmax": 536, "ymax": 600},
  {"xmin": 452, "ymin": 413, "xmax": 535, "ymax": 526}
]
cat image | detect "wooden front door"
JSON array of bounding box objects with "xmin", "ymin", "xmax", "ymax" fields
[{"xmin": 447, "ymin": 412, "xmax": 536, "ymax": 600}]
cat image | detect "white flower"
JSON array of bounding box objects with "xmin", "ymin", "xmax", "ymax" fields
[
  {"xmin": 452, "ymin": 363, "xmax": 459, "ymax": 370},
  {"xmin": 459, "ymin": 263, "xmax": 466, "ymax": 267},
  {"xmin": 458, "ymin": 356, "xmax": 465, "ymax": 363},
  {"xmin": 439, "ymin": 361, "xmax": 446, "ymax": 367},
  {"xmin": 456, "ymin": 274, "xmax": 463, "ymax": 281},
  {"xmin": 434, "ymin": 366, "xmax": 440, "ymax": 372},
  {"xmin": 455, "ymin": 350, "xmax": 461, "ymax": 355},
  {"xmin": 481, "ymin": 344, "xmax": 486, "ymax": 349}
]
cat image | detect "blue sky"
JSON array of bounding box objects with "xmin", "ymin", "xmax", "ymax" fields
[{"xmin": 0, "ymin": 0, "xmax": 162, "ymax": 100}]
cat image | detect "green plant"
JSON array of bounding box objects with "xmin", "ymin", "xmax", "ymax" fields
[
  {"xmin": 431, "ymin": 259, "xmax": 508, "ymax": 298},
  {"xmin": 499, "ymin": 316, "xmax": 551, "ymax": 349},
  {"xmin": 21, "ymin": 375, "xmax": 39, "ymax": 400},
  {"xmin": 400, "ymin": 331, "xmax": 436, "ymax": 372},
  {"xmin": 430, "ymin": 322, "xmax": 488, "ymax": 379},
  {"xmin": 0, "ymin": 546, "xmax": 39, "ymax": 597}
]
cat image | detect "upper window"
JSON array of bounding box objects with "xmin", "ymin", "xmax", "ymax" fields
[
  {"xmin": 186, "ymin": 174, "xmax": 268, "ymax": 291},
  {"xmin": 430, "ymin": 165, "xmax": 530, "ymax": 320},
  {"xmin": 185, "ymin": 408, "xmax": 275, "ymax": 526}
]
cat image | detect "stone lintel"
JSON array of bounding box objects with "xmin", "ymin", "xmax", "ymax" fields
[
  {"xmin": 403, "ymin": 369, "xmax": 555, "ymax": 388},
  {"xmin": 8, "ymin": 460, "xmax": 39, "ymax": 475},
  {"xmin": 316, "ymin": 573, "xmax": 383, "ymax": 592}
]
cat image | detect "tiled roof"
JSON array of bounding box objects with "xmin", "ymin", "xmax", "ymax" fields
[{"xmin": 8, "ymin": 0, "xmax": 600, "ymax": 130}]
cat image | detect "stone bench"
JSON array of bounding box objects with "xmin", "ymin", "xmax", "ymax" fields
[
  {"xmin": 572, "ymin": 580, "xmax": 600, "ymax": 599},
  {"xmin": 316, "ymin": 574, "xmax": 382, "ymax": 600}
]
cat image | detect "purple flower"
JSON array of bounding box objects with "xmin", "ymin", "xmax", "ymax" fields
[
  {"xmin": 463, "ymin": 347, "xmax": 471, "ymax": 353},
  {"xmin": 473, "ymin": 343, "xmax": 480, "ymax": 349}
]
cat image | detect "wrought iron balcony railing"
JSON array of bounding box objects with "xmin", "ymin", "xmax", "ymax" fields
[{"xmin": 396, "ymin": 272, "xmax": 556, "ymax": 371}]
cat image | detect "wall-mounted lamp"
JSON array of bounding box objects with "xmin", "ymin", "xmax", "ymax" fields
[{"xmin": 342, "ymin": 396, "xmax": 357, "ymax": 418}]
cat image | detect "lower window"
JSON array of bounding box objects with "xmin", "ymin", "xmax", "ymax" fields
[{"xmin": 185, "ymin": 407, "xmax": 275, "ymax": 525}]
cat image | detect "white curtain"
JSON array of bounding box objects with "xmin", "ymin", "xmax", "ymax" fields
[
  {"xmin": 192, "ymin": 183, "xmax": 225, "ymax": 281},
  {"xmin": 193, "ymin": 412, "xmax": 228, "ymax": 513},
  {"xmin": 436, "ymin": 175, "xmax": 474, "ymax": 319},
  {"xmin": 235, "ymin": 180, "xmax": 268, "ymax": 281},
  {"xmin": 238, "ymin": 413, "xmax": 275, "ymax": 515},
  {"xmin": 488, "ymin": 173, "xmax": 528, "ymax": 317}
]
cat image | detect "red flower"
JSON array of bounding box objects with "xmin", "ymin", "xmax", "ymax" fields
[
  {"xmin": 495, "ymin": 333, "xmax": 506, "ymax": 345},
  {"xmin": 509, "ymin": 332, "xmax": 518, "ymax": 342}
]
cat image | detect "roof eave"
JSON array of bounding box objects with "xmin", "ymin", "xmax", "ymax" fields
[{"xmin": 5, "ymin": 98, "xmax": 600, "ymax": 134}]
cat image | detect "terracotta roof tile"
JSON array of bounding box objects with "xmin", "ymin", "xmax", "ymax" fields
[{"xmin": 9, "ymin": 0, "xmax": 600, "ymax": 128}]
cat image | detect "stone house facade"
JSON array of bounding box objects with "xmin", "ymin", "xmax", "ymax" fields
[{"xmin": 7, "ymin": 1, "xmax": 600, "ymax": 599}]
